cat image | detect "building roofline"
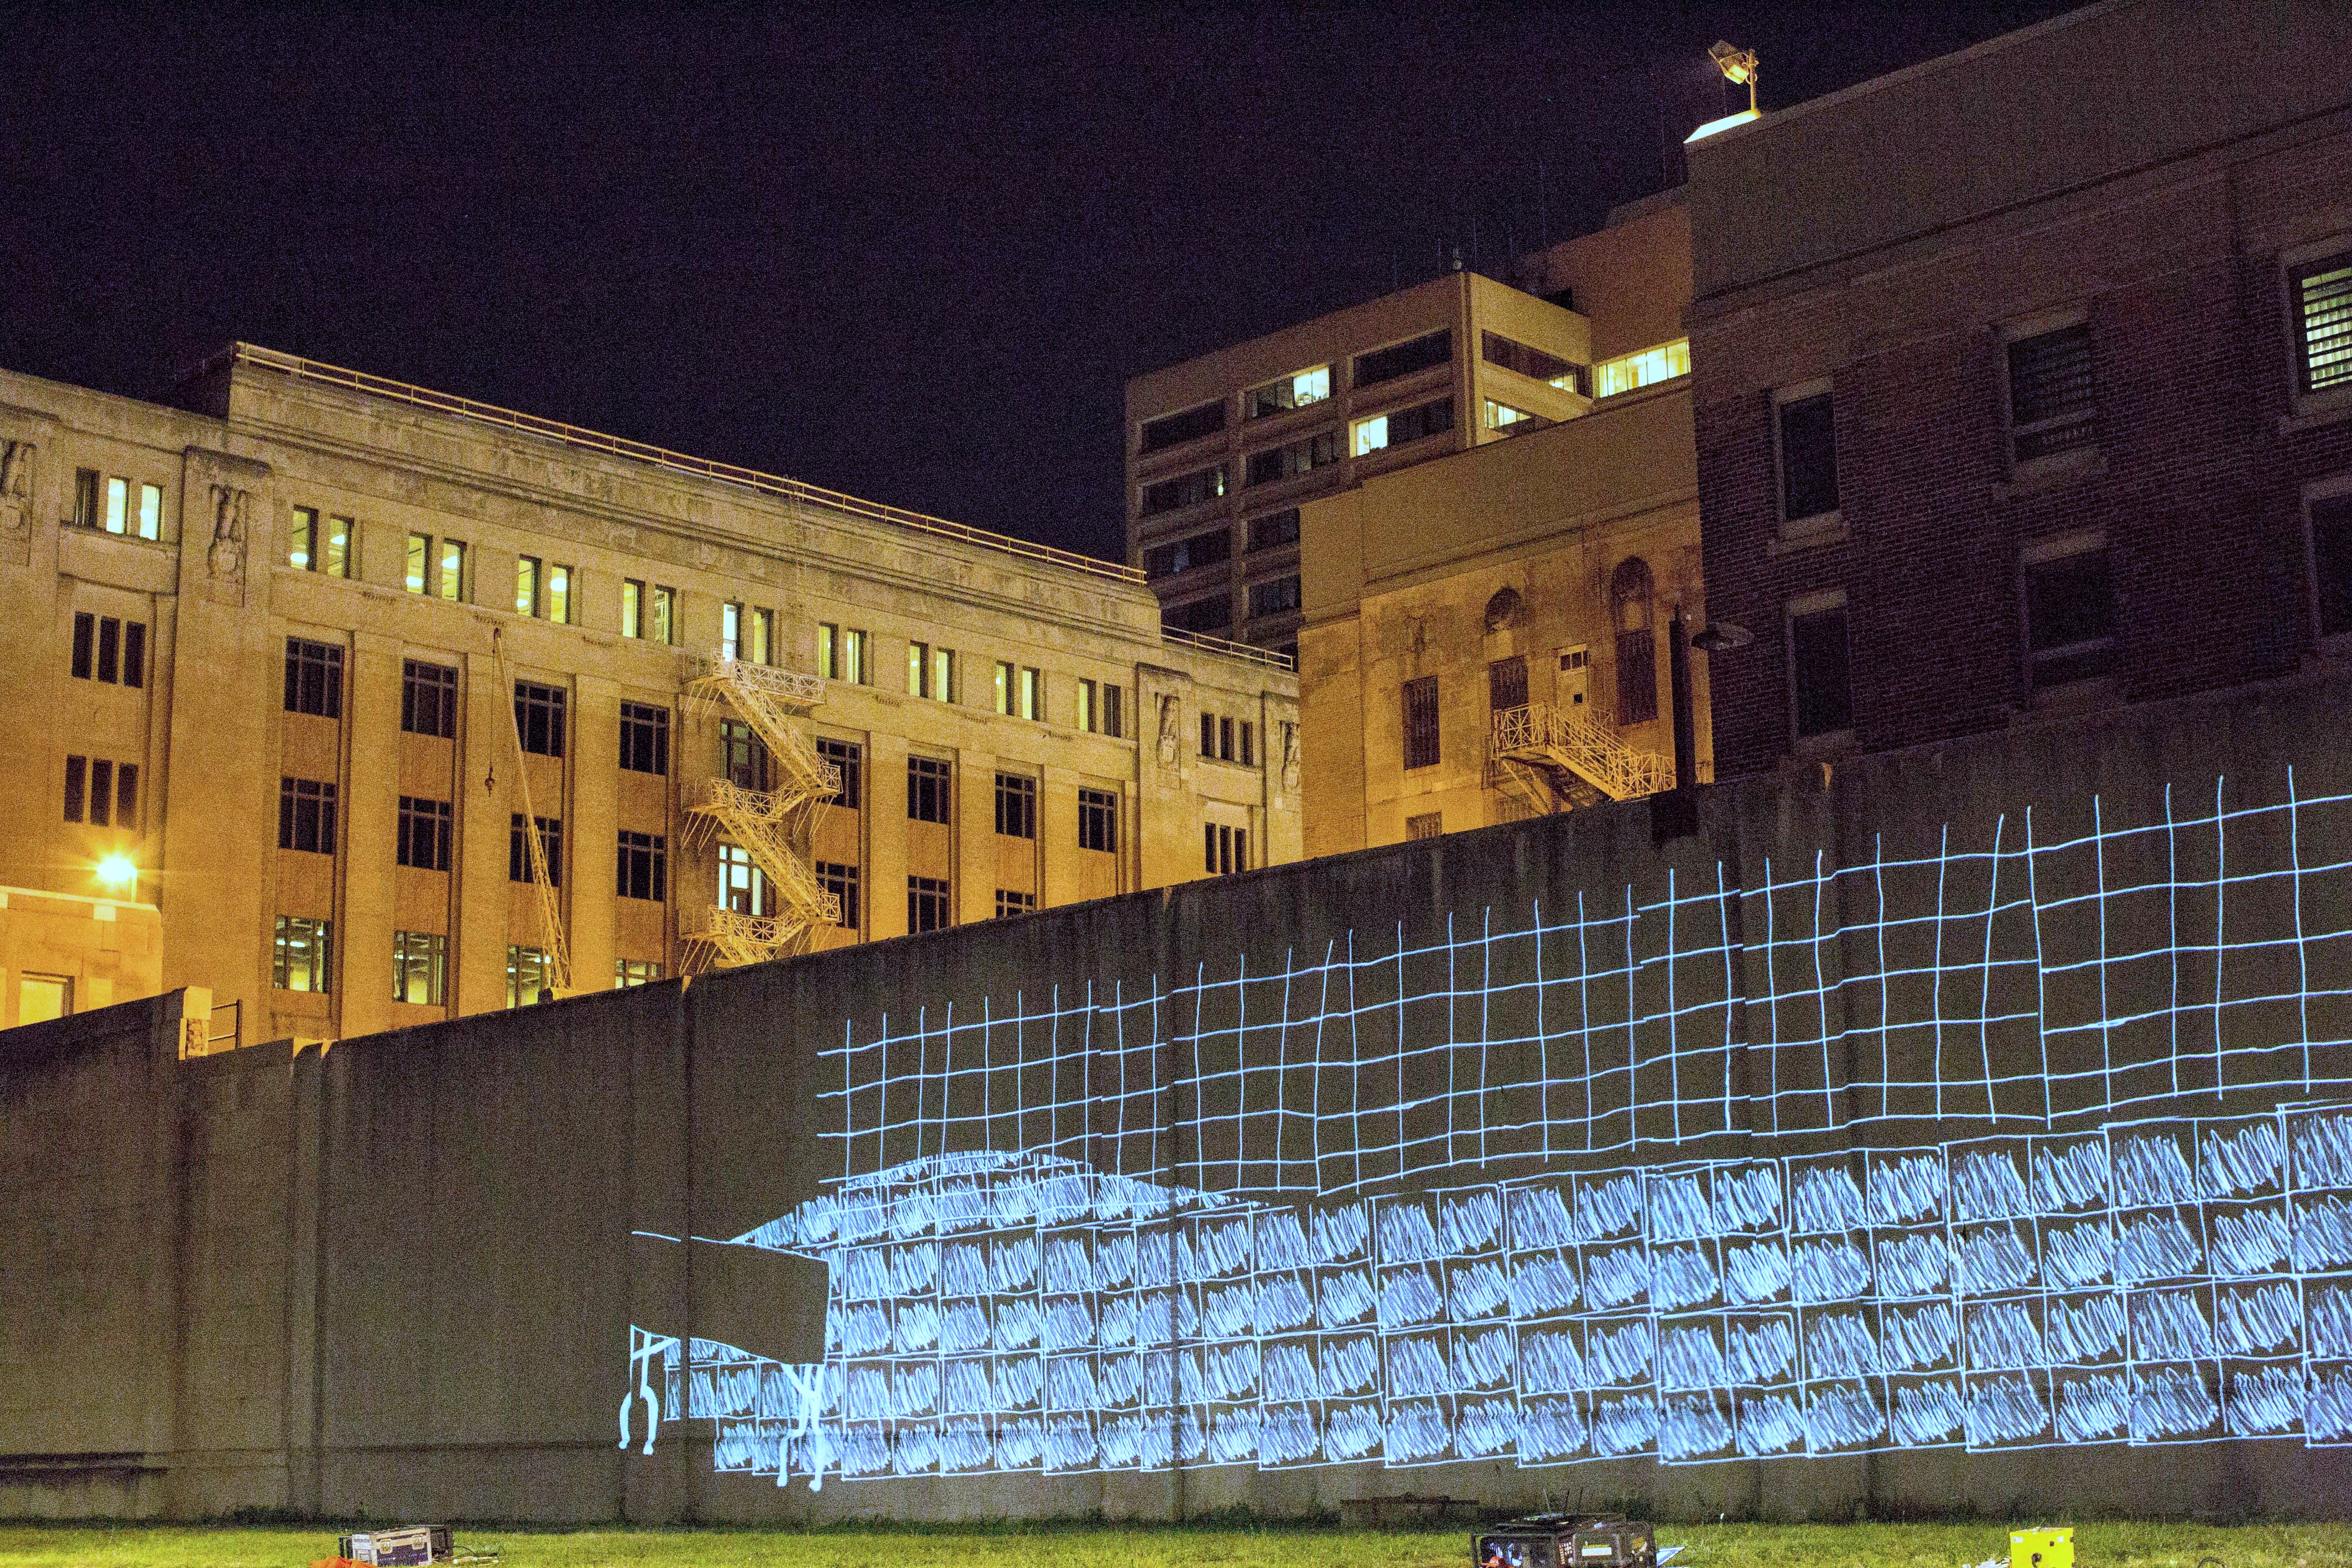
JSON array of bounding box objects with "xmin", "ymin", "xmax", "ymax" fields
[{"xmin": 180, "ymin": 341, "xmax": 1147, "ymax": 591}]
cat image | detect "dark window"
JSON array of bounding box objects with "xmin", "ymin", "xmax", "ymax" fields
[
  {"xmin": 1354, "ymin": 329, "xmax": 1451, "ymax": 388},
  {"xmin": 1247, "ymin": 575, "xmax": 1302, "ymax": 618},
  {"xmin": 63, "ymin": 755, "xmax": 85, "ymax": 822},
  {"xmin": 397, "ymin": 795, "xmax": 452, "ymax": 871},
  {"xmin": 1616, "ymin": 627, "xmax": 1658, "ymax": 725},
  {"xmin": 1140, "ymin": 465, "xmax": 1227, "ymax": 517},
  {"xmin": 908, "ymin": 874, "xmax": 952, "ymax": 933},
  {"xmin": 513, "ymin": 681, "xmax": 566, "ymax": 757},
  {"xmin": 73, "ymin": 469, "xmax": 99, "ymax": 528},
  {"xmin": 2007, "ymin": 324, "xmax": 2098, "ymax": 460},
  {"xmin": 96, "ymin": 617, "xmax": 119, "ymax": 684},
  {"xmin": 1406, "ymin": 812, "xmax": 1443, "ymax": 841},
  {"xmin": 816, "ymin": 738, "xmax": 862, "ymax": 809},
  {"xmin": 122, "ymin": 621, "xmax": 144, "ymax": 688},
  {"xmin": 2025, "ymin": 548, "xmax": 2118, "ymax": 689},
  {"xmin": 818, "ymin": 861, "xmax": 861, "ymax": 929},
  {"xmin": 1777, "ymin": 391, "xmax": 1839, "ymax": 522},
  {"xmin": 2294, "ymin": 251, "xmax": 2352, "ymax": 395},
  {"xmin": 401, "ymin": 660, "xmax": 458, "ymax": 739},
  {"xmin": 1489, "ymin": 655, "xmax": 1528, "ymax": 713},
  {"xmin": 1142, "ymin": 528, "xmax": 1232, "ymax": 580},
  {"xmin": 88, "ymin": 760, "xmax": 111, "ymax": 826},
  {"xmin": 995, "ymin": 889, "xmax": 1037, "ymax": 918},
  {"xmin": 1239, "ymin": 721, "xmax": 1254, "ymax": 766},
  {"xmin": 617, "ymin": 830, "xmax": 668, "ymax": 902},
  {"xmin": 1140, "ymin": 401, "xmax": 1225, "ymax": 453},
  {"xmin": 1102, "ymin": 684, "xmax": 1124, "ymax": 739},
  {"xmin": 284, "ymin": 639, "xmax": 344, "ymax": 718},
  {"xmin": 1244, "ymin": 430, "xmax": 1340, "ymax": 486},
  {"xmin": 1163, "ymin": 594, "xmax": 1231, "ymax": 634},
  {"xmin": 1790, "ymin": 606, "xmax": 1855, "ymax": 737},
  {"xmin": 1078, "ymin": 787, "xmax": 1118, "ymax": 853},
  {"xmin": 995, "ymin": 773, "xmax": 1038, "ymax": 839},
  {"xmin": 1402, "ymin": 675, "xmax": 1439, "ymax": 770},
  {"xmin": 71, "ymin": 613, "xmax": 93, "ymax": 679},
  {"xmin": 116, "ymin": 763, "xmax": 137, "ymax": 826},
  {"xmin": 908, "ymin": 756, "xmax": 951, "ymax": 824},
  {"xmin": 619, "ymin": 701, "xmax": 670, "ymax": 775},
  {"xmin": 509, "ymin": 814, "xmax": 564, "ymax": 886},
  {"xmin": 1247, "ymin": 510, "xmax": 1301, "ymax": 552},
  {"xmin": 720, "ymin": 719, "xmax": 769, "ymax": 791},
  {"xmin": 2314, "ymin": 494, "xmax": 2352, "ymax": 638},
  {"xmin": 278, "ymin": 777, "xmax": 339, "ymax": 854},
  {"xmin": 1481, "ymin": 331, "xmax": 1586, "ymax": 393},
  {"xmin": 1205, "ymin": 822, "xmax": 1249, "ymax": 875}
]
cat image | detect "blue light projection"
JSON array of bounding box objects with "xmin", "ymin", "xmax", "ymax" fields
[{"xmin": 624, "ymin": 773, "xmax": 2352, "ymax": 1487}]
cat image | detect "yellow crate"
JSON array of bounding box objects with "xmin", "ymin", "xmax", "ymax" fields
[{"xmin": 2011, "ymin": 1529, "xmax": 2073, "ymax": 1568}]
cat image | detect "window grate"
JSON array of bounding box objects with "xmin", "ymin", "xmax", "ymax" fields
[
  {"xmin": 2298, "ymin": 253, "xmax": 2352, "ymax": 394},
  {"xmin": 1402, "ymin": 675, "xmax": 1440, "ymax": 770},
  {"xmin": 2008, "ymin": 324, "xmax": 2098, "ymax": 459}
]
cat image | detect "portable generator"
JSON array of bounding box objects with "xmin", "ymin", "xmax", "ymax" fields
[{"xmin": 1475, "ymin": 1513, "xmax": 1659, "ymax": 1568}]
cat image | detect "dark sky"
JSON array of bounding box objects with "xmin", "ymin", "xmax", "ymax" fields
[{"xmin": 0, "ymin": 1, "xmax": 2078, "ymax": 564}]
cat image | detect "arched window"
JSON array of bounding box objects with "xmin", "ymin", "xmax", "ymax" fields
[
  {"xmin": 1483, "ymin": 586, "xmax": 1523, "ymax": 633},
  {"xmin": 1611, "ymin": 557, "xmax": 1657, "ymax": 725}
]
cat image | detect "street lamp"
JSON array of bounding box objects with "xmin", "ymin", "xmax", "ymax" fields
[
  {"xmin": 1653, "ymin": 614, "xmax": 1754, "ymax": 843},
  {"xmin": 1687, "ymin": 42, "xmax": 1762, "ymax": 143}
]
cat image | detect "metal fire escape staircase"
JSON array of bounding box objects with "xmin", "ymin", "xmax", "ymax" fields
[
  {"xmin": 680, "ymin": 660, "xmax": 841, "ymax": 970},
  {"xmin": 1490, "ymin": 702, "xmax": 1675, "ymax": 815}
]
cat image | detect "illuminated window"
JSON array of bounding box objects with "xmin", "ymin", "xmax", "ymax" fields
[
  {"xmin": 2293, "ymin": 250, "xmax": 2352, "ymax": 395},
  {"xmin": 392, "ymin": 931, "xmax": 446, "ymax": 1006},
  {"xmin": 908, "ymin": 755, "xmax": 952, "ymax": 824},
  {"xmin": 515, "ymin": 555, "xmax": 541, "ymax": 616},
  {"xmin": 1018, "ymin": 666, "xmax": 1041, "ymax": 721},
  {"xmin": 993, "ymin": 659, "xmax": 1014, "ymax": 715},
  {"xmin": 2024, "ymin": 537, "xmax": 2117, "ymax": 690},
  {"xmin": 396, "ymin": 795, "xmax": 452, "ymax": 871},
  {"xmin": 274, "ymin": 915, "xmax": 333, "ymax": 993},
  {"xmin": 994, "ymin": 889, "xmax": 1036, "ymax": 919},
  {"xmin": 1594, "ymin": 339, "xmax": 1690, "ymax": 398},
  {"xmin": 138, "ymin": 483, "xmax": 161, "ymax": 540},
  {"xmin": 2005, "ymin": 323, "xmax": 2098, "ymax": 461},
  {"xmin": 718, "ymin": 842, "xmax": 770, "ymax": 916},
  {"xmin": 908, "ymin": 874, "xmax": 953, "ymax": 933},
  {"xmin": 1142, "ymin": 527, "xmax": 1230, "ymax": 579},
  {"xmin": 1247, "ymin": 509, "xmax": 1300, "ymax": 552},
  {"xmin": 995, "ymin": 772, "xmax": 1037, "ymax": 839},
  {"xmin": 1402, "ymin": 676, "xmax": 1439, "ymax": 769},
  {"xmin": 615, "ymin": 958, "xmax": 664, "ymax": 987},
  {"xmin": 818, "ymin": 862, "xmax": 861, "ymax": 930},
  {"xmin": 1139, "ymin": 401, "xmax": 1225, "ymax": 453},
  {"xmin": 506, "ymin": 944, "xmax": 552, "ymax": 1007},
  {"xmin": 1077, "ymin": 679, "xmax": 1123, "ymax": 737},
  {"xmin": 508, "ymin": 813, "xmax": 564, "ymax": 887},
  {"xmin": 2312, "ymin": 493, "xmax": 2352, "ymax": 638},
  {"xmin": 1244, "ymin": 365, "xmax": 1332, "ymax": 419},
  {"xmin": 907, "ymin": 641, "xmax": 927, "ymax": 696},
  {"xmin": 621, "ymin": 579, "xmax": 643, "ymax": 636},
  {"xmin": 819, "ymin": 624, "xmax": 865, "ymax": 682},
  {"xmin": 1788, "ymin": 591, "xmax": 1854, "ymax": 739},
  {"xmin": 1078, "ymin": 787, "xmax": 1118, "ymax": 853},
  {"xmin": 106, "ymin": 476, "xmax": 127, "ymax": 534},
  {"xmin": 546, "ymin": 562, "xmax": 572, "ymax": 624},
  {"xmin": 649, "ymin": 584, "xmax": 674, "ymax": 643},
  {"xmin": 437, "ymin": 538, "xmax": 467, "ymax": 601},
  {"xmin": 322, "ymin": 516, "xmax": 353, "ymax": 578},
  {"xmin": 616, "ymin": 830, "xmax": 667, "ymax": 902},
  {"xmin": 720, "ymin": 720, "xmax": 768, "ymax": 790},
  {"xmin": 1140, "ymin": 464, "xmax": 1227, "ymax": 517},
  {"xmin": 406, "ymin": 533, "xmax": 430, "ymax": 593},
  {"xmin": 513, "ymin": 680, "xmax": 566, "ymax": 757},
  {"xmin": 1481, "ymin": 332, "xmax": 1587, "ymax": 393},
  {"xmin": 1776, "ymin": 385, "xmax": 1839, "ymax": 526},
  {"xmin": 620, "ymin": 701, "xmax": 669, "ymax": 775},
  {"xmin": 1406, "ymin": 812, "xmax": 1443, "ymax": 841},
  {"xmin": 401, "ymin": 660, "xmax": 457, "ymax": 738},
  {"xmin": 1244, "ymin": 430, "xmax": 1340, "ymax": 486},
  {"xmin": 284, "ymin": 638, "xmax": 344, "ymax": 718},
  {"xmin": 1352, "ymin": 397, "xmax": 1454, "ymax": 456},
  {"xmin": 723, "ymin": 602, "xmax": 742, "ymax": 661},
  {"xmin": 816, "ymin": 738, "xmax": 861, "ymax": 808},
  {"xmin": 750, "ymin": 607, "xmax": 773, "ymax": 666},
  {"xmin": 1354, "ymin": 330, "xmax": 1450, "ymax": 388},
  {"xmin": 933, "ymin": 646, "xmax": 955, "ymax": 702},
  {"xmin": 290, "ymin": 506, "xmax": 317, "ymax": 569},
  {"xmin": 278, "ymin": 776, "xmax": 339, "ymax": 854},
  {"xmin": 1484, "ymin": 399, "xmax": 1541, "ymax": 432},
  {"xmin": 18, "ymin": 974, "xmax": 71, "ymax": 1025}
]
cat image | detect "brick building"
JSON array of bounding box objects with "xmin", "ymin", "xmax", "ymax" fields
[{"xmin": 1684, "ymin": 0, "xmax": 2352, "ymax": 777}]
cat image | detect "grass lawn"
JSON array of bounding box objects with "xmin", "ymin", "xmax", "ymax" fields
[{"xmin": 0, "ymin": 1522, "xmax": 2345, "ymax": 1568}]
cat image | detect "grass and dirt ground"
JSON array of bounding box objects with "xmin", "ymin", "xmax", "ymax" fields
[{"xmin": 0, "ymin": 1521, "xmax": 2346, "ymax": 1568}]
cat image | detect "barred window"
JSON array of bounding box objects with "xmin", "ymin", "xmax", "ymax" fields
[
  {"xmin": 616, "ymin": 830, "xmax": 667, "ymax": 902},
  {"xmin": 401, "ymin": 660, "xmax": 458, "ymax": 738},
  {"xmin": 1078, "ymin": 788, "xmax": 1118, "ymax": 854},
  {"xmin": 908, "ymin": 756, "xmax": 952, "ymax": 824},
  {"xmin": 2007, "ymin": 323, "xmax": 2097, "ymax": 461},
  {"xmin": 1402, "ymin": 675, "xmax": 1439, "ymax": 770},
  {"xmin": 2293, "ymin": 251, "xmax": 2352, "ymax": 395},
  {"xmin": 396, "ymin": 796, "xmax": 452, "ymax": 871},
  {"xmin": 817, "ymin": 738, "xmax": 862, "ymax": 809},
  {"xmin": 273, "ymin": 915, "xmax": 332, "ymax": 993},
  {"xmin": 818, "ymin": 861, "xmax": 861, "ymax": 930},
  {"xmin": 995, "ymin": 773, "xmax": 1037, "ymax": 840},
  {"xmin": 1406, "ymin": 812, "xmax": 1443, "ymax": 841},
  {"xmin": 513, "ymin": 681, "xmax": 566, "ymax": 757},
  {"xmin": 284, "ymin": 638, "xmax": 344, "ymax": 718},
  {"xmin": 509, "ymin": 813, "xmax": 563, "ymax": 886},
  {"xmin": 1489, "ymin": 655, "xmax": 1528, "ymax": 713},
  {"xmin": 278, "ymin": 777, "xmax": 339, "ymax": 854},
  {"xmin": 908, "ymin": 875, "xmax": 952, "ymax": 933},
  {"xmin": 392, "ymin": 931, "xmax": 446, "ymax": 1006},
  {"xmin": 619, "ymin": 701, "xmax": 670, "ymax": 775}
]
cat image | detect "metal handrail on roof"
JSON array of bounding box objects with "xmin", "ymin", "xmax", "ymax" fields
[
  {"xmin": 1160, "ymin": 625, "xmax": 1295, "ymax": 673},
  {"xmin": 198, "ymin": 342, "xmax": 1147, "ymax": 587}
]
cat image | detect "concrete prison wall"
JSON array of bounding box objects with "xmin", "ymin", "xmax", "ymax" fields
[{"xmin": 4, "ymin": 672, "xmax": 2352, "ymax": 1521}]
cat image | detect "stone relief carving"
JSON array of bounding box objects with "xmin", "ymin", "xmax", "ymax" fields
[
  {"xmin": 1156, "ymin": 691, "xmax": 1181, "ymax": 769},
  {"xmin": 0, "ymin": 439, "xmax": 31, "ymax": 541},
  {"xmin": 1280, "ymin": 720, "xmax": 1300, "ymax": 794},
  {"xmin": 207, "ymin": 484, "xmax": 249, "ymax": 582}
]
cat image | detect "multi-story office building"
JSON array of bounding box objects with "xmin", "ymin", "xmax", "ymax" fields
[
  {"xmin": 1296, "ymin": 197, "xmax": 1710, "ymax": 854},
  {"xmin": 1684, "ymin": 0, "xmax": 2352, "ymax": 776},
  {"xmin": 0, "ymin": 345, "xmax": 1299, "ymax": 1042}
]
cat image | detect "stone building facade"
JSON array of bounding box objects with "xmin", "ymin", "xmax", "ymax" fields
[
  {"xmin": 1684, "ymin": 0, "xmax": 2352, "ymax": 777},
  {"xmin": 0, "ymin": 345, "xmax": 1299, "ymax": 1042}
]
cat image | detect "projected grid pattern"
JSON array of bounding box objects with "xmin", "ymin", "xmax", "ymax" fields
[{"xmin": 626, "ymin": 773, "xmax": 2352, "ymax": 1484}]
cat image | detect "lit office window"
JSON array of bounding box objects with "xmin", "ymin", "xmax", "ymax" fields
[
  {"xmin": 274, "ymin": 915, "xmax": 333, "ymax": 993},
  {"xmin": 622, "ymin": 579, "xmax": 643, "ymax": 637},
  {"xmin": 138, "ymin": 483, "xmax": 162, "ymax": 539},
  {"xmin": 615, "ymin": 958, "xmax": 664, "ymax": 988},
  {"xmin": 290, "ymin": 506, "xmax": 317, "ymax": 569},
  {"xmin": 1243, "ymin": 365, "xmax": 1332, "ymax": 419},
  {"xmin": 392, "ymin": 931, "xmax": 447, "ymax": 1006},
  {"xmin": 723, "ymin": 602, "xmax": 742, "ymax": 661},
  {"xmin": 649, "ymin": 584, "xmax": 674, "ymax": 644},
  {"xmin": 406, "ymin": 533, "xmax": 430, "ymax": 593},
  {"xmin": 751, "ymin": 607, "xmax": 774, "ymax": 666},
  {"xmin": 506, "ymin": 945, "xmax": 553, "ymax": 1008},
  {"xmin": 546, "ymin": 563, "xmax": 573, "ymax": 624},
  {"xmin": 1352, "ymin": 397, "xmax": 1454, "ymax": 456},
  {"xmin": 106, "ymin": 476, "xmax": 128, "ymax": 534},
  {"xmin": 1594, "ymin": 339, "xmax": 1691, "ymax": 398},
  {"xmin": 516, "ymin": 555, "xmax": 541, "ymax": 616},
  {"xmin": 438, "ymin": 539, "xmax": 467, "ymax": 601}
]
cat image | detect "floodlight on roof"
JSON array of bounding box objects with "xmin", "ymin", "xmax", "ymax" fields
[{"xmin": 1709, "ymin": 39, "xmax": 1759, "ymax": 95}]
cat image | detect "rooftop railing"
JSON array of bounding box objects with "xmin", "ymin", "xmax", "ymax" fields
[
  {"xmin": 200, "ymin": 342, "xmax": 1147, "ymax": 588},
  {"xmin": 1159, "ymin": 626, "xmax": 1295, "ymax": 673}
]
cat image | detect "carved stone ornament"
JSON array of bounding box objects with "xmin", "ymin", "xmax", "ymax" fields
[
  {"xmin": 207, "ymin": 484, "xmax": 249, "ymax": 582},
  {"xmin": 1280, "ymin": 720, "xmax": 1300, "ymax": 794},
  {"xmin": 0, "ymin": 438, "xmax": 31, "ymax": 541},
  {"xmin": 1156, "ymin": 690, "xmax": 1181, "ymax": 769}
]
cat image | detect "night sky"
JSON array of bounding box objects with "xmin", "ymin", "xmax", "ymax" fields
[{"xmin": 0, "ymin": 2, "xmax": 2078, "ymax": 564}]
